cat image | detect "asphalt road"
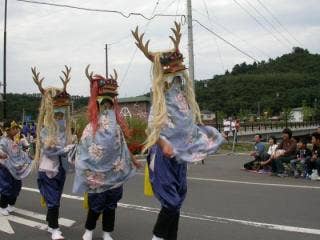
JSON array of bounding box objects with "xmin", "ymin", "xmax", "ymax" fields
[{"xmin": 1, "ymin": 154, "xmax": 320, "ymax": 240}]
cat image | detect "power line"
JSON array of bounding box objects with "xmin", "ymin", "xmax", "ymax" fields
[
  {"xmin": 242, "ymin": 0, "xmax": 294, "ymax": 47},
  {"xmin": 256, "ymin": 0, "xmax": 303, "ymax": 47},
  {"xmin": 16, "ymin": 0, "xmax": 185, "ymax": 20},
  {"xmin": 107, "ymin": 0, "xmax": 179, "ymax": 48},
  {"xmin": 202, "ymin": 0, "xmax": 225, "ymax": 72},
  {"xmin": 193, "ymin": 19, "xmax": 259, "ymax": 62},
  {"xmin": 192, "ymin": 8, "xmax": 271, "ymax": 59},
  {"xmin": 119, "ymin": 0, "xmax": 161, "ymax": 88},
  {"xmin": 232, "ymin": 0, "xmax": 291, "ymax": 50},
  {"xmin": 162, "ymin": 0, "xmax": 177, "ymax": 12},
  {"xmin": 175, "ymin": 0, "xmax": 182, "ymax": 21}
]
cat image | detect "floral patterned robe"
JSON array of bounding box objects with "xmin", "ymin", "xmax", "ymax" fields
[
  {"xmin": 0, "ymin": 136, "xmax": 32, "ymax": 180},
  {"xmin": 73, "ymin": 110, "xmax": 136, "ymax": 194},
  {"xmin": 149, "ymin": 74, "xmax": 225, "ymax": 163}
]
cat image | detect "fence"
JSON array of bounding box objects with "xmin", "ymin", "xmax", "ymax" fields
[{"xmin": 211, "ymin": 121, "xmax": 319, "ymax": 134}]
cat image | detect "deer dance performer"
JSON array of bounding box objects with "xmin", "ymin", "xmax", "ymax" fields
[
  {"xmin": 132, "ymin": 22, "xmax": 225, "ymax": 240},
  {"xmin": 73, "ymin": 66, "xmax": 142, "ymax": 240},
  {"xmin": 32, "ymin": 66, "xmax": 75, "ymax": 240}
]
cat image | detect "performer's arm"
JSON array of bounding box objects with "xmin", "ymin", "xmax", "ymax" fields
[
  {"xmin": 129, "ymin": 152, "xmax": 143, "ymax": 169},
  {"xmin": 157, "ymin": 137, "xmax": 174, "ymax": 158},
  {"xmin": 0, "ymin": 140, "xmax": 8, "ymax": 159}
]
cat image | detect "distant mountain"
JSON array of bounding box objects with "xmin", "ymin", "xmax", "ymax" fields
[{"xmin": 195, "ymin": 47, "xmax": 320, "ymax": 118}]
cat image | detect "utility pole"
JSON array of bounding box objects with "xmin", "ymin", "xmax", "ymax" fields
[
  {"xmin": 3, "ymin": 0, "xmax": 8, "ymax": 120},
  {"xmin": 105, "ymin": 44, "xmax": 108, "ymax": 78},
  {"xmin": 187, "ymin": 0, "xmax": 195, "ymax": 89}
]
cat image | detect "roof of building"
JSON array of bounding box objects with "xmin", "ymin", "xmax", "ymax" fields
[
  {"xmin": 201, "ymin": 110, "xmax": 214, "ymax": 114},
  {"xmin": 118, "ymin": 95, "xmax": 151, "ymax": 103}
]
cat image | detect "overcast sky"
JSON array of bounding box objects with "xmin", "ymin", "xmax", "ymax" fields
[{"xmin": 0, "ymin": 0, "xmax": 319, "ymax": 97}]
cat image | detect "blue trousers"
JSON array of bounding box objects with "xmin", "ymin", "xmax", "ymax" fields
[
  {"xmin": 147, "ymin": 144, "xmax": 187, "ymax": 212},
  {"xmin": 37, "ymin": 167, "xmax": 66, "ymax": 209},
  {"xmin": 147, "ymin": 145, "xmax": 187, "ymax": 240},
  {"xmin": 0, "ymin": 165, "xmax": 22, "ymax": 208}
]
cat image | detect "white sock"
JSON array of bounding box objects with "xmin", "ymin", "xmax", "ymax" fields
[
  {"xmin": 51, "ymin": 228, "xmax": 64, "ymax": 240},
  {"xmin": 152, "ymin": 235, "xmax": 164, "ymax": 240},
  {"xmin": 103, "ymin": 231, "xmax": 114, "ymax": 240},
  {"xmin": 82, "ymin": 229, "xmax": 93, "ymax": 240},
  {"xmin": 0, "ymin": 207, "xmax": 9, "ymax": 216}
]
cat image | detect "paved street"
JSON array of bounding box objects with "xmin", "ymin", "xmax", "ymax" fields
[{"xmin": 1, "ymin": 154, "xmax": 320, "ymax": 240}]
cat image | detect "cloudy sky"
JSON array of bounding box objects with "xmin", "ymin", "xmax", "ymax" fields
[{"xmin": 0, "ymin": 0, "xmax": 319, "ymax": 97}]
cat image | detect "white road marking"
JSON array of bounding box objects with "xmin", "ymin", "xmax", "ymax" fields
[
  {"xmin": 187, "ymin": 177, "xmax": 320, "ymax": 189},
  {"xmin": 0, "ymin": 195, "xmax": 76, "ymax": 234},
  {"xmin": 21, "ymin": 187, "xmax": 320, "ymax": 235},
  {"xmin": 7, "ymin": 215, "xmax": 48, "ymax": 231},
  {"xmin": 0, "ymin": 214, "xmax": 47, "ymax": 234},
  {"xmin": 14, "ymin": 208, "xmax": 75, "ymax": 227},
  {"xmin": 0, "ymin": 216, "xmax": 15, "ymax": 234},
  {"xmin": 136, "ymin": 172, "xmax": 320, "ymax": 189}
]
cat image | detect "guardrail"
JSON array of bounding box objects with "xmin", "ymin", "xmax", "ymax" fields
[{"xmin": 210, "ymin": 121, "xmax": 319, "ymax": 133}]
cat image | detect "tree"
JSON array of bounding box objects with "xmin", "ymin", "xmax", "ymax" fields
[{"xmin": 302, "ymin": 100, "xmax": 314, "ymax": 121}]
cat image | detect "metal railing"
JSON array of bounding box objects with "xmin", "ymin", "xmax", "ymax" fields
[{"xmin": 210, "ymin": 121, "xmax": 319, "ymax": 133}]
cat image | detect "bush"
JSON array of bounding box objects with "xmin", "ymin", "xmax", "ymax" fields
[{"xmin": 126, "ymin": 117, "xmax": 147, "ymax": 154}]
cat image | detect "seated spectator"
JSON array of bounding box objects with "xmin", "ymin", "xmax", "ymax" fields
[
  {"xmin": 243, "ymin": 134, "xmax": 265, "ymax": 170},
  {"xmin": 271, "ymin": 128, "xmax": 297, "ymax": 176},
  {"xmin": 290, "ymin": 138, "xmax": 312, "ymax": 178},
  {"xmin": 305, "ymin": 132, "xmax": 320, "ymax": 180},
  {"xmin": 260, "ymin": 136, "xmax": 278, "ymax": 171}
]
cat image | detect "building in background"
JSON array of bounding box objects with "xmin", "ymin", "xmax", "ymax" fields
[{"xmin": 118, "ymin": 95, "xmax": 151, "ymax": 121}]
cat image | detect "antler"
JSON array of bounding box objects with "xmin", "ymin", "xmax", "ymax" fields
[
  {"xmin": 59, "ymin": 65, "xmax": 71, "ymax": 92},
  {"xmin": 131, "ymin": 26, "xmax": 153, "ymax": 61},
  {"xmin": 31, "ymin": 67, "xmax": 45, "ymax": 94},
  {"xmin": 85, "ymin": 64, "xmax": 93, "ymax": 82},
  {"xmin": 169, "ymin": 21, "xmax": 182, "ymax": 51},
  {"xmin": 109, "ymin": 69, "xmax": 118, "ymax": 82}
]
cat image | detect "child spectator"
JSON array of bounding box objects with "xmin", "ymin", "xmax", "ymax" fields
[
  {"xmin": 290, "ymin": 138, "xmax": 312, "ymax": 178},
  {"xmin": 305, "ymin": 132, "xmax": 320, "ymax": 180},
  {"xmin": 260, "ymin": 136, "xmax": 278, "ymax": 171}
]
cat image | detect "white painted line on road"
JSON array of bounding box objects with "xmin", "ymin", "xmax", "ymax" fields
[
  {"xmin": 136, "ymin": 172, "xmax": 320, "ymax": 189},
  {"xmin": 0, "ymin": 216, "xmax": 15, "ymax": 234},
  {"xmin": 0, "ymin": 205, "xmax": 76, "ymax": 234},
  {"xmin": 14, "ymin": 208, "xmax": 75, "ymax": 227},
  {"xmin": 0, "ymin": 214, "xmax": 47, "ymax": 234},
  {"xmin": 187, "ymin": 177, "xmax": 320, "ymax": 190},
  {"xmin": 22, "ymin": 187, "xmax": 320, "ymax": 235},
  {"xmin": 7, "ymin": 215, "xmax": 48, "ymax": 231}
]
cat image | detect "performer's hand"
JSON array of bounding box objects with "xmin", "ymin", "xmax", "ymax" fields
[
  {"xmin": 161, "ymin": 142, "xmax": 174, "ymax": 158},
  {"xmin": 130, "ymin": 154, "xmax": 143, "ymax": 169},
  {"xmin": 64, "ymin": 144, "xmax": 75, "ymax": 153},
  {"xmin": 0, "ymin": 150, "xmax": 7, "ymax": 159},
  {"xmin": 158, "ymin": 137, "xmax": 175, "ymax": 158},
  {"xmin": 133, "ymin": 159, "xmax": 143, "ymax": 169}
]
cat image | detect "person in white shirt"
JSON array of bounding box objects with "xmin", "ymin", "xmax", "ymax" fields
[{"xmin": 260, "ymin": 136, "xmax": 278, "ymax": 168}]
